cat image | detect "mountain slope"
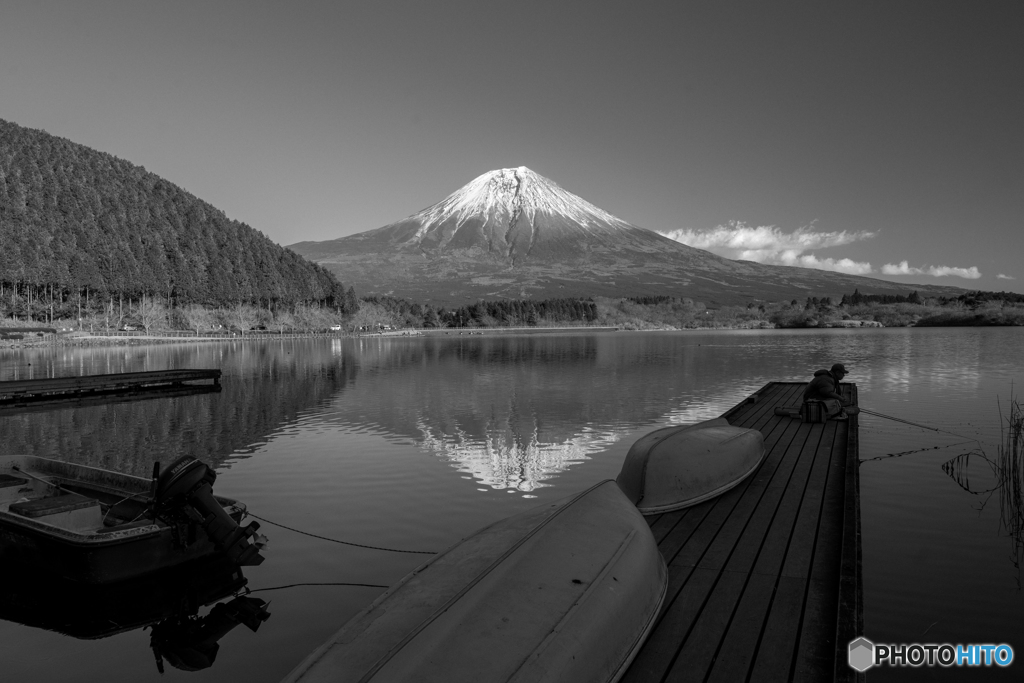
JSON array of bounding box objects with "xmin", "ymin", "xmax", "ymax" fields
[
  {"xmin": 0, "ymin": 118, "xmax": 348, "ymax": 307},
  {"xmin": 291, "ymin": 167, "xmax": 965, "ymax": 306}
]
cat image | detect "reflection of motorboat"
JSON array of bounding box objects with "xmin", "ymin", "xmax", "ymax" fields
[
  {"xmin": 616, "ymin": 418, "xmax": 766, "ymax": 514},
  {"xmin": 0, "ymin": 554, "xmax": 270, "ymax": 672},
  {"xmin": 0, "ymin": 455, "xmax": 266, "ymax": 583},
  {"xmin": 283, "ymin": 480, "xmax": 666, "ymax": 683}
]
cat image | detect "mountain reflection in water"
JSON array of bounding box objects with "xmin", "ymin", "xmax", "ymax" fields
[{"xmin": 316, "ymin": 334, "xmax": 761, "ymax": 492}]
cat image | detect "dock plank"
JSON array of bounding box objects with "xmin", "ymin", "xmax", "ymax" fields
[{"xmin": 624, "ymin": 381, "xmax": 861, "ymax": 683}]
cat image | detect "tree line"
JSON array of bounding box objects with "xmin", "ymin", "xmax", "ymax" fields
[
  {"xmin": 0, "ymin": 118, "xmax": 356, "ymax": 324},
  {"xmin": 356, "ymin": 296, "xmax": 599, "ymax": 329}
]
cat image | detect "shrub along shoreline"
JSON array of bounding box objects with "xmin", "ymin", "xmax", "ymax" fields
[{"xmin": 2, "ymin": 290, "xmax": 1022, "ymax": 343}]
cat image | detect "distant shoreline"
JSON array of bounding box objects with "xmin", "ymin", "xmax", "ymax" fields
[{"xmin": 4, "ymin": 320, "xmax": 1023, "ymax": 351}]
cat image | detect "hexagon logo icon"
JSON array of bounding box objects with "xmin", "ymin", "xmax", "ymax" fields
[{"xmin": 848, "ymin": 637, "xmax": 875, "ymax": 672}]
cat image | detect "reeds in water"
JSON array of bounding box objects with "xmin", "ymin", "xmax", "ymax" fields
[
  {"xmin": 996, "ymin": 398, "xmax": 1024, "ymax": 571},
  {"xmin": 941, "ymin": 396, "xmax": 1024, "ymax": 585}
]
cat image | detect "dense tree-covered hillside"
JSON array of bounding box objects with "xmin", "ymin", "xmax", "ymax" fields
[{"xmin": 0, "ymin": 118, "xmax": 352, "ymax": 321}]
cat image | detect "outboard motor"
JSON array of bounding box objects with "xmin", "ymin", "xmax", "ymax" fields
[
  {"xmin": 151, "ymin": 595, "xmax": 271, "ymax": 672},
  {"xmin": 155, "ymin": 456, "xmax": 265, "ymax": 566}
]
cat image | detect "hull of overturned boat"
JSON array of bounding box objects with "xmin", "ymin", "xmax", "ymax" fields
[
  {"xmin": 0, "ymin": 455, "xmax": 258, "ymax": 583},
  {"xmin": 282, "ymin": 479, "xmax": 667, "ymax": 683},
  {"xmin": 616, "ymin": 417, "xmax": 766, "ymax": 515}
]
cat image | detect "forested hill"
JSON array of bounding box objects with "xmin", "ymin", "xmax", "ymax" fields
[{"xmin": 0, "ymin": 118, "xmax": 351, "ymax": 312}]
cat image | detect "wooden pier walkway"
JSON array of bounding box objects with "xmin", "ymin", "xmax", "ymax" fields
[
  {"xmin": 622, "ymin": 381, "xmax": 862, "ymax": 683},
  {"xmin": 0, "ymin": 369, "xmax": 221, "ymax": 406}
]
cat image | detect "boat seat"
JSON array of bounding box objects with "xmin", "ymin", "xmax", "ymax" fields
[
  {"xmin": 10, "ymin": 493, "xmax": 98, "ymax": 518},
  {"xmin": 0, "ymin": 474, "xmax": 28, "ymax": 489},
  {"xmin": 9, "ymin": 492, "xmax": 103, "ymax": 532}
]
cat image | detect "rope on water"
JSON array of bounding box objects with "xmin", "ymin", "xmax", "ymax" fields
[
  {"xmin": 248, "ymin": 581, "xmax": 389, "ymax": 593},
  {"xmin": 245, "ymin": 512, "xmax": 437, "ymax": 555},
  {"xmin": 859, "ymin": 439, "xmax": 977, "ymax": 463}
]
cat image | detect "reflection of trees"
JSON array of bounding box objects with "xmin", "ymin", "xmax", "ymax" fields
[
  {"xmin": 942, "ymin": 398, "xmax": 1024, "ymax": 586},
  {"xmin": 0, "ymin": 341, "xmax": 359, "ymax": 476}
]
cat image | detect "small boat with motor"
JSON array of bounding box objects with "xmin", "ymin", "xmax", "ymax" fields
[
  {"xmin": 0, "ymin": 454, "xmax": 266, "ymax": 583},
  {"xmin": 616, "ymin": 417, "xmax": 766, "ymax": 515},
  {"xmin": 282, "ymin": 479, "xmax": 667, "ymax": 683}
]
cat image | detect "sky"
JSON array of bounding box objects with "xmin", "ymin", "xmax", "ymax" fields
[{"xmin": 1, "ymin": 0, "xmax": 1021, "ymax": 293}]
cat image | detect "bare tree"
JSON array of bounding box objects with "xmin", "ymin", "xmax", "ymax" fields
[
  {"xmin": 179, "ymin": 304, "xmax": 213, "ymax": 335},
  {"xmin": 137, "ymin": 295, "xmax": 168, "ymax": 332},
  {"xmin": 273, "ymin": 311, "xmax": 296, "ymax": 334},
  {"xmin": 348, "ymin": 301, "xmax": 397, "ymax": 332},
  {"xmin": 231, "ymin": 303, "xmax": 260, "ymax": 335}
]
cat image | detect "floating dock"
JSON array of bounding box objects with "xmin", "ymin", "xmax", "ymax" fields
[
  {"xmin": 0, "ymin": 369, "xmax": 221, "ymax": 407},
  {"xmin": 622, "ymin": 381, "xmax": 862, "ymax": 683}
]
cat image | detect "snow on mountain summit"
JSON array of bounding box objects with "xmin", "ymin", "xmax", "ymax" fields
[{"xmin": 412, "ymin": 167, "xmax": 633, "ymax": 236}]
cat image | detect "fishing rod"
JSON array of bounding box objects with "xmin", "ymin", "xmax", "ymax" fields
[
  {"xmin": 858, "ymin": 408, "xmax": 979, "ymax": 442},
  {"xmin": 774, "ymin": 404, "xmax": 981, "ymax": 443}
]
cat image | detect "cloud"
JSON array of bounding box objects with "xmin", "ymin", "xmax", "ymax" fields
[
  {"xmin": 659, "ymin": 221, "xmax": 876, "ymax": 275},
  {"xmin": 790, "ymin": 254, "xmax": 875, "ymax": 275},
  {"xmin": 881, "ymin": 261, "xmax": 982, "ymax": 279},
  {"xmin": 997, "ymin": 273, "xmax": 1015, "ymax": 280}
]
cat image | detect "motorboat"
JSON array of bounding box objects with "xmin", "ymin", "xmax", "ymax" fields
[
  {"xmin": 616, "ymin": 417, "xmax": 766, "ymax": 514},
  {"xmin": 0, "ymin": 454, "xmax": 266, "ymax": 583},
  {"xmin": 282, "ymin": 479, "xmax": 667, "ymax": 683}
]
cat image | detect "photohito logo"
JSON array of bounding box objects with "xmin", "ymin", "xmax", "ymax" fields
[{"xmin": 848, "ymin": 637, "xmax": 1014, "ymax": 671}]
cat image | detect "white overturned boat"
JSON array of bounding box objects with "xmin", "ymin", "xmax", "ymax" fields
[
  {"xmin": 616, "ymin": 418, "xmax": 765, "ymax": 515},
  {"xmin": 282, "ymin": 480, "xmax": 666, "ymax": 683}
]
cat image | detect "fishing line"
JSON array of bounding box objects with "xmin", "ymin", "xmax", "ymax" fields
[
  {"xmin": 859, "ymin": 408, "xmax": 980, "ymax": 442},
  {"xmin": 245, "ymin": 512, "xmax": 437, "ymax": 555}
]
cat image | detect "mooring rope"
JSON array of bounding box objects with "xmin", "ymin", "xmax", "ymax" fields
[
  {"xmin": 245, "ymin": 512, "xmax": 437, "ymax": 555},
  {"xmin": 247, "ymin": 581, "xmax": 389, "ymax": 593}
]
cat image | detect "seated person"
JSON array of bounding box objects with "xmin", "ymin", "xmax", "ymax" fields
[{"xmin": 804, "ymin": 363, "xmax": 859, "ymax": 420}]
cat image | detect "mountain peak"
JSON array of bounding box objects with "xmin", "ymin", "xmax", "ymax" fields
[{"xmin": 412, "ymin": 167, "xmax": 633, "ymax": 242}]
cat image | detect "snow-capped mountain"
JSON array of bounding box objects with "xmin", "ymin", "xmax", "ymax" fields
[
  {"xmin": 405, "ymin": 166, "xmax": 637, "ymax": 259},
  {"xmin": 417, "ymin": 166, "xmax": 630, "ymax": 236},
  {"xmin": 301, "ymin": 166, "xmax": 692, "ymax": 265},
  {"xmin": 289, "ymin": 168, "xmax": 959, "ymax": 305}
]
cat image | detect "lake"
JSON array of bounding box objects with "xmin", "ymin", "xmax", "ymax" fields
[{"xmin": 1, "ymin": 327, "xmax": 1022, "ymax": 682}]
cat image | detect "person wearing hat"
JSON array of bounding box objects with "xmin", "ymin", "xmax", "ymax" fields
[{"xmin": 803, "ymin": 363, "xmax": 858, "ymax": 420}]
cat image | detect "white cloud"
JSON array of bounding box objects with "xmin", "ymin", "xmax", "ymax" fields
[
  {"xmin": 791, "ymin": 254, "xmax": 875, "ymax": 275},
  {"xmin": 997, "ymin": 273, "xmax": 1015, "ymax": 280},
  {"xmin": 881, "ymin": 261, "xmax": 982, "ymax": 279},
  {"xmin": 659, "ymin": 221, "xmax": 876, "ymax": 275}
]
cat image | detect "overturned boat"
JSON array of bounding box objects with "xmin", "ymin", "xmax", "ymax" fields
[
  {"xmin": 616, "ymin": 417, "xmax": 765, "ymax": 515},
  {"xmin": 282, "ymin": 479, "xmax": 667, "ymax": 683},
  {"xmin": 0, "ymin": 454, "xmax": 266, "ymax": 583}
]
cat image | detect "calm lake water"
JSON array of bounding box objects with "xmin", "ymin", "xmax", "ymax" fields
[{"xmin": 1, "ymin": 328, "xmax": 1023, "ymax": 682}]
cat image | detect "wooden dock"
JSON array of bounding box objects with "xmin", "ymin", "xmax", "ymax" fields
[
  {"xmin": 0, "ymin": 369, "xmax": 221, "ymax": 406},
  {"xmin": 622, "ymin": 381, "xmax": 863, "ymax": 683}
]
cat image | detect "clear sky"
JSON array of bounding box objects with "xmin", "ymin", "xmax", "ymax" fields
[{"xmin": 1, "ymin": 1, "xmax": 1021, "ymax": 293}]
